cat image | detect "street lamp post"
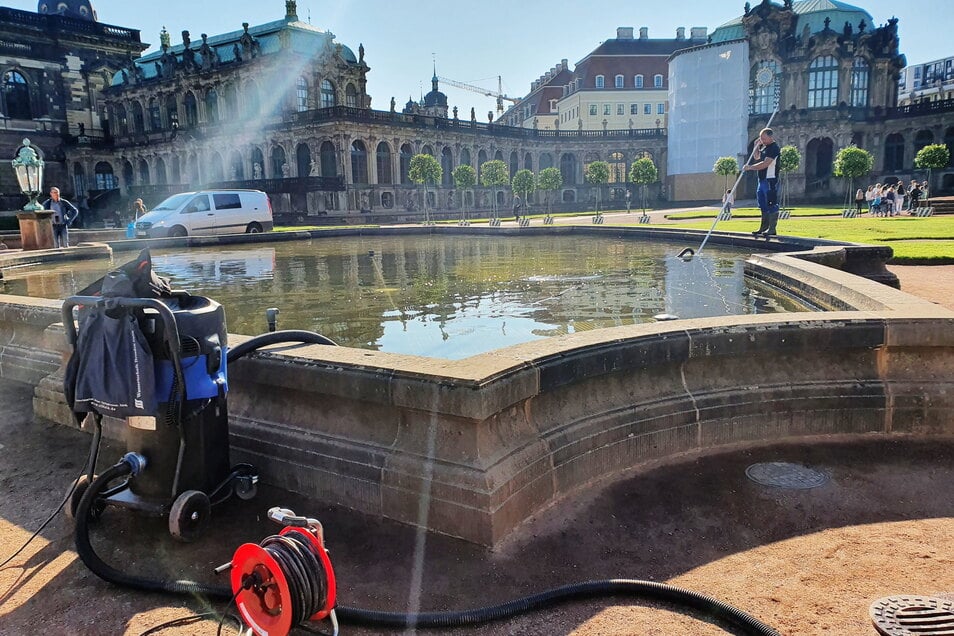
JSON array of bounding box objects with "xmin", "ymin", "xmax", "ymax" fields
[
  {"xmin": 10, "ymin": 138, "xmax": 54, "ymax": 250},
  {"xmin": 11, "ymin": 138, "xmax": 44, "ymax": 211}
]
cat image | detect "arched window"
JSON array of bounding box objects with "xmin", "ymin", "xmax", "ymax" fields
[
  {"xmin": 250, "ymin": 147, "xmax": 264, "ymax": 178},
  {"xmin": 441, "ymin": 147, "xmax": 454, "ymax": 185},
  {"xmin": 944, "ymin": 127, "xmax": 954, "ymax": 167},
  {"xmin": 94, "ymin": 162, "xmax": 116, "ymax": 190},
  {"xmin": 245, "ymin": 80, "xmax": 260, "ymax": 118},
  {"xmin": 884, "ymin": 133, "xmax": 904, "ymax": 172},
  {"xmin": 2, "ymin": 70, "xmax": 32, "ymax": 120},
  {"xmin": 400, "ymin": 143, "xmax": 413, "ymax": 184},
  {"xmin": 148, "ymin": 97, "xmax": 162, "ymax": 130},
  {"xmin": 297, "ymin": 143, "xmax": 312, "ymax": 177},
  {"xmin": 73, "ymin": 163, "xmax": 86, "ymax": 197},
  {"xmin": 296, "ymin": 76, "xmax": 308, "ymax": 112},
  {"xmin": 122, "ymin": 161, "xmax": 133, "ymax": 190},
  {"xmin": 477, "ymin": 149, "xmax": 488, "ymax": 181},
  {"xmin": 653, "ymin": 74, "xmax": 663, "ymax": 88},
  {"xmin": 808, "ymin": 56, "xmax": 838, "ymax": 108},
  {"xmin": 222, "ymin": 84, "xmax": 237, "ymax": 118},
  {"xmin": 206, "ymin": 89, "xmax": 219, "ymax": 123},
  {"xmin": 635, "ymin": 74, "xmax": 644, "ymax": 88},
  {"xmin": 614, "ymin": 74, "xmax": 624, "ymax": 88},
  {"xmin": 351, "ymin": 140, "xmax": 368, "ymax": 183},
  {"xmin": 608, "ymin": 151, "xmax": 626, "ymax": 183},
  {"xmin": 539, "ymin": 153, "xmax": 553, "ymax": 170},
  {"xmin": 595, "ymin": 75, "xmax": 605, "ymax": 89},
  {"xmin": 229, "ymin": 151, "xmax": 244, "ymax": 180},
  {"xmin": 320, "ymin": 141, "xmax": 337, "ymax": 177},
  {"xmin": 750, "ymin": 61, "xmax": 779, "ymax": 114},
  {"xmin": 850, "ymin": 58, "xmax": 869, "ymax": 107},
  {"xmin": 914, "ymin": 129, "xmax": 935, "ymax": 156},
  {"xmin": 376, "ymin": 142, "xmax": 392, "ymax": 184},
  {"xmin": 422, "ymin": 145, "xmax": 434, "ymax": 157},
  {"xmin": 320, "ymin": 80, "xmax": 336, "ymax": 108},
  {"xmin": 131, "ymin": 102, "xmax": 144, "ymax": 134},
  {"xmin": 171, "ymin": 156, "xmax": 181, "ymax": 183},
  {"xmin": 524, "ymin": 152, "xmax": 533, "ymax": 171},
  {"xmin": 208, "ymin": 152, "xmax": 224, "ymax": 181},
  {"xmin": 271, "ymin": 145, "xmax": 287, "ymax": 178},
  {"xmin": 165, "ymin": 94, "xmax": 178, "ymax": 128},
  {"xmin": 346, "ymin": 83, "xmax": 358, "ymax": 108},
  {"xmin": 183, "ymin": 91, "xmax": 198, "ymax": 127},
  {"xmin": 460, "ymin": 148, "xmax": 471, "ymax": 168},
  {"xmin": 138, "ymin": 159, "xmax": 150, "ymax": 185},
  {"xmin": 155, "ymin": 157, "xmax": 167, "ymax": 185},
  {"xmin": 114, "ymin": 104, "xmax": 128, "ymax": 136},
  {"xmin": 509, "ymin": 151, "xmax": 519, "ymax": 178},
  {"xmin": 560, "ymin": 153, "xmax": 577, "ymax": 185}
]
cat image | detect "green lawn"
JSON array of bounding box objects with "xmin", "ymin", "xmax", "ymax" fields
[
  {"xmin": 663, "ymin": 209, "xmax": 954, "ymax": 263},
  {"xmin": 665, "ymin": 207, "xmax": 844, "ymax": 220}
]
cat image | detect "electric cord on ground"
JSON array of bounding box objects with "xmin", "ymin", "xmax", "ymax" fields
[
  {"xmin": 0, "ymin": 478, "xmax": 76, "ymax": 570},
  {"xmin": 137, "ymin": 610, "xmax": 244, "ymax": 636}
]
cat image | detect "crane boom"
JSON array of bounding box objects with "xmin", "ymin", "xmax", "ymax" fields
[{"xmin": 437, "ymin": 75, "xmax": 520, "ymax": 115}]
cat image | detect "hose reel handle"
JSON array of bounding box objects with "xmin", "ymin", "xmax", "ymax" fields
[{"xmin": 267, "ymin": 507, "xmax": 325, "ymax": 542}]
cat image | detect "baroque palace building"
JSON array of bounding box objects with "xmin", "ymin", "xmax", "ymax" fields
[{"xmin": 1, "ymin": 0, "xmax": 952, "ymax": 221}]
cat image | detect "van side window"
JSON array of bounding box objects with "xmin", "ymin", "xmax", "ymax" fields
[
  {"xmin": 213, "ymin": 193, "xmax": 242, "ymax": 210},
  {"xmin": 185, "ymin": 195, "xmax": 211, "ymax": 213}
]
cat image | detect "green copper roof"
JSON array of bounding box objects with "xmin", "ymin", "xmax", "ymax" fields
[{"xmin": 710, "ymin": 0, "xmax": 875, "ymax": 43}]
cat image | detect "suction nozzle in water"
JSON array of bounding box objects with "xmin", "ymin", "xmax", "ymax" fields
[{"xmin": 677, "ymin": 248, "xmax": 695, "ymax": 261}]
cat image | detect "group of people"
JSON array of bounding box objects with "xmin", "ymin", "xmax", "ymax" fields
[{"xmin": 855, "ymin": 180, "xmax": 930, "ymax": 216}]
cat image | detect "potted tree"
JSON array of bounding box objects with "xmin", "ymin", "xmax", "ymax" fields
[{"xmin": 408, "ymin": 153, "xmax": 442, "ymax": 225}]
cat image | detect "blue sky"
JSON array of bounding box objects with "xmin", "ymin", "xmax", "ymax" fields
[{"xmin": 5, "ymin": 0, "xmax": 948, "ymax": 115}]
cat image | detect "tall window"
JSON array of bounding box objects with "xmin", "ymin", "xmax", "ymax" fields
[
  {"xmin": 320, "ymin": 141, "xmax": 337, "ymax": 177},
  {"xmin": 653, "ymin": 74, "xmax": 663, "ymax": 88},
  {"xmin": 2, "ymin": 70, "xmax": 31, "ymax": 119},
  {"xmin": 614, "ymin": 75, "xmax": 624, "ymax": 88},
  {"xmin": 608, "ymin": 152, "xmax": 626, "ymax": 184},
  {"xmin": 183, "ymin": 91, "xmax": 198, "ymax": 127},
  {"xmin": 635, "ymin": 74, "xmax": 644, "ymax": 88},
  {"xmin": 114, "ymin": 104, "xmax": 128, "ymax": 136},
  {"xmin": 884, "ymin": 133, "xmax": 904, "ymax": 172},
  {"xmin": 320, "ymin": 80, "xmax": 335, "ymax": 108},
  {"xmin": 296, "ymin": 76, "xmax": 308, "ymax": 111},
  {"xmin": 657, "ymin": 103, "xmax": 665, "ymax": 114},
  {"xmin": 589, "ymin": 104, "xmax": 597, "ymax": 116},
  {"xmin": 205, "ymin": 89, "xmax": 219, "ymax": 123},
  {"xmin": 376, "ymin": 142, "xmax": 392, "ymax": 184},
  {"xmin": 165, "ymin": 94, "xmax": 178, "ymax": 128},
  {"xmin": 808, "ymin": 56, "xmax": 839, "ymax": 108},
  {"xmin": 149, "ymin": 97, "xmax": 162, "ymax": 130},
  {"xmin": 346, "ymin": 83, "xmax": 358, "ymax": 107},
  {"xmin": 296, "ymin": 143, "xmax": 311, "ymax": 177},
  {"xmin": 400, "ymin": 143, "xmax": 413, "ymax": 184},
  {"xmin": 595, "ymin": 75, "xmax": 605, "ymax": 88},
  {"xmin": 850, "ymin": 58, "xmax": 869, "ymax": 107},
  {"xmin": 132, "ymin": 102, "xmax": 144, "ymax": 134},
  {"xmin": 94, "ymin": 162, "xmax": 117, "ymax": 190},
  {"xmin": 644, "ymin": 103, "xmax": 651, "ymax": 114},
  {"xmin": 750, "ymin": 61, "xmax": 779, "ymax": 114},
  {"xmin": 351, "ymin": 140, "xmax": 368, "ymax": 184},
  {"xmin": 603, "ymin": 104, "xmax": 611, "ymax": 115}
]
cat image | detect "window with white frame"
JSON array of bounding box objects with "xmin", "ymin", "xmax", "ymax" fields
[
  {"xmin": 630, "ymin": 104, "xmax": 638, "ymax": 114},
  {"xmin": 850, "ymin": 57, "xmax": 869, "ymax": 107},
  {"xmin": 808, "ymin": 56, "xmax": 839, "ymax": 108},
  {"xmin": 635, "ymin": 75, "xmax": 644, "ymax": 88},
  {"xmin": 595, "ymin": 75, "xmax": 605, "ymax": 88},
  {"xmin": 603, "ymin": 104, "xmax": 611, "ymax": 115},
  {"xmin": 615, "ymin": 75, "xmax": 624, "ymax": 88},
  {"xmin": 654, "ymin": 74, "xmax": 663, "ymax": 88},
  {"xmin": 589, "ymin": 104, "xmax": 597, "ymax": 116},
  {"xmin": 617, "ymin": 103, "xmax": 624, "ymax": 115},
  {"xmin": 644, "ymin": 103, "xmax": 651, "ymax": 114},
  {"xmin": 657, "ymin": 103, "xmax": 665, "ymax": 114}
]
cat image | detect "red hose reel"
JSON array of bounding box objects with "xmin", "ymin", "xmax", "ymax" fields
[{"xmin": 228, "ymin": 508, "xmax": 337, "ymax": 636}]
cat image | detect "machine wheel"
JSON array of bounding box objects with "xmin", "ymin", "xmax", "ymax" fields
[
  {"xmin": 65, "ymin": 474, "xmax": 97, "ymax": 521},
  {"xmin": 168, "ymin": 225, "xmax": 188, "ymax": 238},
  {"xmin": 245, "ymin": 222, "xmax": 263, "ymax": 234},
  {"xmin": 169, "ymin": 490, "xmax": 211, "ymax": 542},
  {"xmin": 233, "ymin": 474, "xmax": 257, "ymax": 500}
]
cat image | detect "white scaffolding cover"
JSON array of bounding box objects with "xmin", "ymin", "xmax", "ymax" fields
[{"xmin": 668, "ymin": 40, "xmax": 749, "ymax": 176}]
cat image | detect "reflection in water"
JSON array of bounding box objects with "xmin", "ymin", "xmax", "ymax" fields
[{"xmin": 0, "ymin": 236, "xmax": 808, "ymax": 359}]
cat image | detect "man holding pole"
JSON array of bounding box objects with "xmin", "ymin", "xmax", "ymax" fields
[{"xmin": 743, "ymin": 127, "xmax": 781, "ymax": 237}]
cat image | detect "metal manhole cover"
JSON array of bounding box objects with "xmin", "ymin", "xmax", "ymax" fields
[
  {"xmin": 871, "ymin": 595, "xmax": 954, "ymax": 635},
  {"xmin": 744, "ymin": 462, "xmax": 829, "ymax": 489}
]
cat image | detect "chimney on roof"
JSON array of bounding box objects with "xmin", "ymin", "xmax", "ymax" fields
[
  {"xmin": 676, "ymin": 27, "xmax": 686, "ymax": 39},
  {"xmin": 691, "ymin": 27, "xmax": 707, "ymax": 39},
  {"xmin": 561, "ymin": 58, "xmax": 568, "ymax": 69},
  {"xmin": 617, "ymin": 27, "xmax": 634, "ymax": 39},
  {"xmin": 639, "ymin": 27, "xmax": 648, "ymax": 39}
]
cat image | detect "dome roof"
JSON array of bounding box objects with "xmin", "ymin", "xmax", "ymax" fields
[
  {"xmin": 38, "ymin": 0, "xmax": 97, "ymax": 20},
  {"xmin": 710, "ymin": 0, "xmax": 874, "ymax": 43}
]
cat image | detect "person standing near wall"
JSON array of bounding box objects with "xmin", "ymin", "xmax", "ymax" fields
[
  {"xmin": 743, "ymin": 127, "xmax": 781, "ymax": 237},
  {"xmin": 42, "ymin": 187, "xmax": 79, "ymax": 249}
]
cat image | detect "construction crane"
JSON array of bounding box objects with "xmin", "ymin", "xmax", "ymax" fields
[{"xmin": 437, "ymin": 75, "xmax": 520, "ymax": 116}]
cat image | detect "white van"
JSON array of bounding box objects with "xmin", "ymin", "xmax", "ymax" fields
[{"xmin": 135, "ymin": 190, "xmax": 273, "ymax": 238}]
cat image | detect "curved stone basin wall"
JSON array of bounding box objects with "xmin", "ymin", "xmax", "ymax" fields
[{"xmin": 8, "ymin": 231, "xmax": 954, "ymax": 546}]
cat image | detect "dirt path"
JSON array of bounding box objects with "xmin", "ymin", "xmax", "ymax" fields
[{"xmin": 0, "ymin": 374, "xmax": 951, "ymax": 636}]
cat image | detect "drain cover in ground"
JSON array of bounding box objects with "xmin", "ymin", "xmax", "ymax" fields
[
  {"xmin": 871, "ymin": 595, "xmax": 954, "ymax": 635},
  {"xmin": 744, "ymin": 462, "xmax": 829, "ymax": 489}
]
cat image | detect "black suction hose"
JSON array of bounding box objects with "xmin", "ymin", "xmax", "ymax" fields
[
  {"xmin": 227, "ymin": 330, "xmax": 337, "ymax": 364},
  {"xmin": 75, "ymin": 461, "xmax": 778, "ymax": 635}
]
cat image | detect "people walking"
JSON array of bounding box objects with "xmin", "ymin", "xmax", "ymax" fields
[{"xmin": 42, "ymin": 187, "xmax": 79, "ymax": 248}]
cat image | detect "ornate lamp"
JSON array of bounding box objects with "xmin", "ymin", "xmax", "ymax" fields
[{"xmin": 11, "ymin": 138, "xmax": 45, "ymax": 212}]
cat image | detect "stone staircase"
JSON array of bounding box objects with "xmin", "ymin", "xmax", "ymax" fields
[{"xmin": 926, "ymin": 196, "xmax": 954, "ymax": 215}]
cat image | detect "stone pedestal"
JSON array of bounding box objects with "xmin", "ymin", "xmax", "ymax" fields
[{"xmin": 17, "ymin": 211, "xmax": 54, "ymax": 250}]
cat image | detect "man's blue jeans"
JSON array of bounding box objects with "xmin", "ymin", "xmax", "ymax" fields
[
  {"xmin": 53, "ymin": 223, "xmax": 69, "ymax": 248},
  {"xmin": 756, "ymin": 178, "xmax": 779, "ymax": 234}
]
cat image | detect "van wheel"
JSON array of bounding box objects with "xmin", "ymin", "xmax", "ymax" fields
[
  {"xmin": 245, "ymin": 222, "xmax": 263, "ymax": 234},
  {"xmin": 169, "ymin": 226, "xmax": 187, "ymax": 238}
]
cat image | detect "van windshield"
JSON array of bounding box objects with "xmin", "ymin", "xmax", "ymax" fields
[{"xmin": 152, "ymin": 193, "xmax": 196, "ymax": 211}]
